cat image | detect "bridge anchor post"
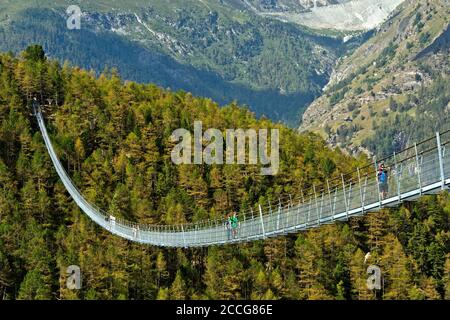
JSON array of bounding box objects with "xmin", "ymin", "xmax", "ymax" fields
[
  {"xmin": 259, "ymin": 204, "xmax": 266, "ymax": 239},
  {"xmin": 394, "ymin": 152, "xmax": 401, "ymax": 204},
  {"xmin": 414, "ymin": 143, "xmax": 423, "ymax": 195},
  {"xmin": 436, "ymin": 132, "xmax": 446, "ymax": 190},
  {"xmin": 313, "ymin": 185, "xmax": 320, "ymax": 226},
  {"xmin": 327, "ymin": 180, "xmax": 333, "ymax": 222},
  {"xmin": 374, "ymin": 157, "xmax": 383, "ymax": 208},
  {"xmin": 341, "ymin": 174, "xmax": 349, "ymax": 221},
  {"xmin": 357, "ymin": 168, "xmax": 365, "ymax": 215}
]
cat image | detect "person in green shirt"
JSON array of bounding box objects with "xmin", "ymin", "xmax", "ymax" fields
[{"xmin": 231, "ymin": 212, "xmax": 239, "ymax": 239}]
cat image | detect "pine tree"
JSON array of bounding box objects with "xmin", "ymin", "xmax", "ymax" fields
[
  {"xmin": 156, "ymin": 251, "xmax": 169, "ymax": 288},
  {"xmin": 109, "ymin": 183, "xmax": 132, "ymax": 220},
  {"xmin": 204, "ymin": 248, "xmax": 244, "ymax": 300},
  {"xmin": 178, "ymin": 165, "xmax": 209, "ymax": 209},
  {"xmin": 420, "ymin": 277, "xmax": 441, "ymax": 300},
  {"xmin": 271, "ymin": 268, "xmax": 285, "ymax": 298},
  {"xmin": 366, "ymin": 211, "xmax": 387, "ymax": 258},
  {"xmin": 157, "ymin": 287, "xmax": 169, "ymax": 300},
  {"xmin": 381, "ymin": 234, "xmax": 412, "ymax": 300},
  {"xmin": 263, "ymin": 288, "xmax": 277, "ymax": 300},
  {"xmin": 294, "ymin": 235, "xmax": 332, "ymax": 300},
  {"xmin": 250, "ymin": 269, "xmax": 268, "ymax": 300},
  {"xmin": 74, "ymin": 137, "xmax": 85, "ymax": 171},
  {"xmin": 170, "ymin": 271, "xmax": 187, "ymax": 300},
  {"xmin": 18, "ymin": 269, "xmax": 52, "ymax": 300},
  {"xmin": 349, "ymin": 249, "xmax": 374, "ymax": 300},
  {"xmin": 443, "ymin": 254, "xmax": 450, "ymax": 299}
]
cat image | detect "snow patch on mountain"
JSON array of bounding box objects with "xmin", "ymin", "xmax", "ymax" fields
[{"xmin": 255, "ymin": 0, "xmax": 405, "ymax": 31}]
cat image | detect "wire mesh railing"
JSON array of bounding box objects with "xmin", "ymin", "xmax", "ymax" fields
[{"xmin": 36, "ymin": 110, "xmax": 450, "ymax": 247}]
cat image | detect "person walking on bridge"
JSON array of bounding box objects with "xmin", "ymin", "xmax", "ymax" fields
[
  {"xmin": 231, "ymin": 212, "xmax": 240, "ymax": 239},
  {"xmin": 378, "ymin": 163, "xmax": 389, "ymax": 200},
  {"xmin": 225, "ymin": 214, "xmax": 232, "ymax": 240}
]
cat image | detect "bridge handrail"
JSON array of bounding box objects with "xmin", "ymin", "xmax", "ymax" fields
[{"xmin": 35, "ymin": 110, "xmax": 450, "ymax": 247}]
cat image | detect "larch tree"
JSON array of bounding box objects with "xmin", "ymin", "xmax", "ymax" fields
[
  {"xmin": 349, "ymin": 248, "xmax": 375, "ymax": 300},
  {"xmin": 381, "ymin": 234, "xmax": 413, "ymax": 300},
  {"xmin": 170, "ymin": 270, "xmax": 187, "ymax": 300}
]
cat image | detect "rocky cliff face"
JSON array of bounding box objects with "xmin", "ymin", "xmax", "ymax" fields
[
  {"xmin": 299, "ymin": 0, "xmax": 450, "ymax": 155},
  {"xmin": 242, "ymin": 0, "xmax": 350, "ymax": 12}
]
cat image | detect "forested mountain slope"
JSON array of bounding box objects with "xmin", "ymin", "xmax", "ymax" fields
[
  {"xmin": 300, "ymin": 0, "xmax": 450, "ymax": 157},
  {"xmin": 0, "ymin": 0, "xmax": 370, "ymax": 126},
  {"xmin": 0, "ymin": 47, "xmax": 449, "ymax": 300}
]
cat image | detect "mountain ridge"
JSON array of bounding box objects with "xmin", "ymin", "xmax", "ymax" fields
[
  {"xmin": 0, "ymin": 0, "xmax": 385, "ymax": 126},
  {"xmin": 299, "ymin": 0, "xmax": 450, "ymax": 156}
]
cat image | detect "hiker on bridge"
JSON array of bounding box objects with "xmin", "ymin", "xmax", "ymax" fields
[
  {"xmin": 132, "ymin": 225, "xmax": 140, "ymax": 240},
  {"xmin": 378, "ymin": 163, "xmax": 389, "ymax": 200},
  {"xmin": 225, "ymin": 214, "xmax": 232, "ymax": 240},
  {"xmin": 231, "ymin": 212, "xmax": 240, "ymax": 239}
]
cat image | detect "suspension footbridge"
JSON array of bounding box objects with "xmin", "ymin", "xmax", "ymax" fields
[{"xmin": 35, "ymin": 108, "xmax": 450, "ymax": 248}]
